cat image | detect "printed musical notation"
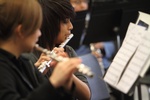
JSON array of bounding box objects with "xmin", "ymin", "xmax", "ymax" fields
[{"xmin": 104, "ymin": 21, "xmax": 150, "ymax": 94}]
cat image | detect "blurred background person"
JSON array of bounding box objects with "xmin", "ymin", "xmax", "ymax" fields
[
  {"xmin": 70, "ymin": 0, "xmax": 117, "ymax": 70},
  {"xmin": 70, "ymin": 0, "xmax": 89, "ymax": 12}
]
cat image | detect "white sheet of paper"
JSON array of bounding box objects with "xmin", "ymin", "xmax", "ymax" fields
[{"xmin": 104, "ymin": 23, "xmax": 150, "ymax": 94}]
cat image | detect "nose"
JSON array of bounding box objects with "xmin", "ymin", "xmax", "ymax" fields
[
  {"xmin": 80, "ymin": 2, "xmax": 88, "ymax": 11},
  {"xmin": 38, "ymin": 30, "xmax": 42, "ymax": 37},
  {"xmin": 68, "ymin": 20, "xmax": 73, "ymax": 30}
]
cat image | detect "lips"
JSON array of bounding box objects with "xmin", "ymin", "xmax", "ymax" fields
[
  {"xmin": 65, "ymin": 33, "xmax": 70, "ymax": 38},
  {"xmin": 67, "ymin": 33, "xmax": 70, "ymax": 36}
]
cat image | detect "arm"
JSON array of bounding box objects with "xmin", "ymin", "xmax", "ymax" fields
[
  {"xmin": 65, "ymin": 45, "xmax": 91, "ymax": 100},
  {"xmin": 72, "ymin": 75, "xmax": 91, "ymax": 100},
  {"xmin": 92, "ymin": 41, "xmax": 116, "ymax": 59},
  {"xmin": 33, "ymin": 46, "xmax": 91, "ymax": 100},
  {"xmin": 103, "ymin": 41, "xmax": 116, "ymax": 59}
]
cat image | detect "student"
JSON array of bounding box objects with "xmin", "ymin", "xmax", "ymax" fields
[
  {"xmin": 0, "ymin": 0, "xmax": 83, "ymax": 100},
  {"xmin": 70, "ymin": 0, "xmax": 116, "ymax": 69},
  {"xmin": 34, "ymin": 0, "xmax": 91, "ymax": 100},
  {"xmin": 70, "ymin": 0, "xmax": 89, "ymax": 12}
]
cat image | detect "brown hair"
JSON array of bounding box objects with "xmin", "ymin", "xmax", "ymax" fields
[{"xmin": 0, "ymin": 0, "xmax": 42, "ymax": 40}]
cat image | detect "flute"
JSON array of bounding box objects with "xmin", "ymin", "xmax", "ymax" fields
[
  {"xmin": 90, "ymin": 43, "xmax": 105, "ymax": 75},
  {"xmin": 58, "ymin": 34, "xmax": 74, "ymax": 48},
  {"xmin": 38, "ymin": 34, "xmax": 74, "ymax": 73},
  {"xmin": 46, "ymin": 34, "xmax": 74, "ymax": 65},
  {"xmin": 35, "ymin": 44, "xmax": 94, "ymax": 77}
]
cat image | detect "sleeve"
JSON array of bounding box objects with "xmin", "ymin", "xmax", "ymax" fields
[
  {"xmin": 103, "ymin": 41, "xmax": 116, "ymax": 59},
  {"xmin": 0, "ymin": 61, "xmax": 70, "ymax": 100},
  {"xmin": 21, "ymin": 53, "xmax": 38, "ymax": 64},
  {"xmin": 29, "ymin": 58, "xmax": 73, "ymax": 100},
  {"xmin": 65, "ymin": 45, "xmax": 78, "ymax": 57},
  {"xmin": 65, "ymin": 45, "xmax": 89, "ymax": 86},
  {"xmin": 74, "ymin": 71, "xmax": 89, "ymax": 85}
]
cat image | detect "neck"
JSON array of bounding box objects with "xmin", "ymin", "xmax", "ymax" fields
[{"xmin": 0, "ymin": 40, "xmax": 21, "ymax": 58}]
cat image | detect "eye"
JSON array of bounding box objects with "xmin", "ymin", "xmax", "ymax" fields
[
  {"xmin": 63, "ymin": 19, "xmax": 70, "ymax": 23},
  {"xmin": 75, "ymin": 1, "xmax": 81, "ymax": 4},
  {"xmin": 71, "ymin": 0, "xmax": 81, "ymax": 4},
  {"xmin": 72, "ymin": 0, "xmax": 88, "ymax": 4}
]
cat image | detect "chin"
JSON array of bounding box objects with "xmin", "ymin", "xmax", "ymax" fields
[
  {"xmin": 25, "ymin": 49, "xmax": 32, "ymax": 53},
  {"xmin": 26, "ymin": 46, "xmax": 34, "ymax": 53}
]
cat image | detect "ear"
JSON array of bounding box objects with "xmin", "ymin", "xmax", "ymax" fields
[{"xmin": 14, "ymin": 25, "xmax": 25, "ymax": 39}]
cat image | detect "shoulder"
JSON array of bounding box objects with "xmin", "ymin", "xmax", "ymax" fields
[
  {"xmin": 65, "ymin": 45, "xmax": 77, "ymax": 57},
  {"xmin": 21, "ymin": 53, "xmax": 38, "ymax": 63},
  {"xmin": 65, "ymin": 45, "xmax": 74, "ymax": 50}
]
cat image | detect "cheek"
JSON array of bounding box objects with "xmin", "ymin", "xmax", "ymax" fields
[
  {"xmin": 34, "ymin": 30, "xmax": 41, "ymax": 42},
  {"xmin": 55, "ymin": 34, "xmax": 61, "ymax": 43},
  {"xmin": 57, "ymin": 34, "xmax": 65, "ymax": 43}
]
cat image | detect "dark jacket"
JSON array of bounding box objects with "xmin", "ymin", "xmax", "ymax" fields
[{"xmin": 0, "ymin": 49, "xmax": 73, "ymax": 100}]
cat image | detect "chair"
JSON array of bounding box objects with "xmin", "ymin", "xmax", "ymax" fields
[{"xmin": 80, "ymin": 53, "xmax": 110, "ymax": 100}]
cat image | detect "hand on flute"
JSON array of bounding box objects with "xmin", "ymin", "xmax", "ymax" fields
[
  {"xmin": 49, "ymin": 58, "xmax": 82, "ymax": 88},
  {"xmin": 49, "ymin": 47, "xmax": 69, "ymax": 68},
  {"xmin": 34, "ymin": 44, "xmax": 94, "ymax": 77},
  {"xmin": 35, "ymin": 47, "xmax": 69, "ymax": 74}
]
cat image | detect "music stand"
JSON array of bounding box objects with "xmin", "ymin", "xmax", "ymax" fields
[{"xmin": 83, "ymin": 2, "xmax": 122, "ymax": 45}]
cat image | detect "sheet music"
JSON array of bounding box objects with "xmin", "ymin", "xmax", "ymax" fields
[
  {"xmin": 117, "ymin": 30, "xmax": 150, "ymax": 93},
  {"xmin": 104, "ymin": 23, "xmax": 150, "ymax": 94},
  {"xmin": 122, "ymin": 23, "xmax": 145, "ymax": 45},
  {"xmin": 140, "ymin": 56, "xmax": 150, "ymax": 77},
  {"xmin": 136, "ymin": 11, "xmax": 150, "ymax": 77}
]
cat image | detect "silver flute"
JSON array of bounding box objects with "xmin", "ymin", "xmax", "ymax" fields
[
  {"xmin": 35, "ymin": 44, "xmax": 94, "ymax": 77},
  {"xmin": 37, "ymin": 34, "xmax": 74, "ymax": 73},
  {"xmin": 58, "ymin": 34, "xmax": 74, "ymax": 48}
]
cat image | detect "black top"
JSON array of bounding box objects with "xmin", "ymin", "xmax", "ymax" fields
[{"xmin": 0, "ymin": 48, "xmax": 73, "ymax": 100}]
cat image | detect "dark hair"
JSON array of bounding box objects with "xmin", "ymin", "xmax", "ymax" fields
[
  {"xmin": 0, "ymin": 0, "xmax": 42, "ymax": 40},
  {"xmin": 38, "ymin": 0, "xmax": 75, "ymax": 50}
]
